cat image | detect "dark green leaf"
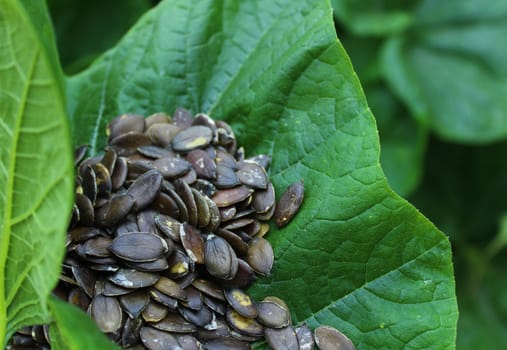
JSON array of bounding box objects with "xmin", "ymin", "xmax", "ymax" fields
[
  {"xmin": 0, "ymin": 0, "xmax": 74, "ymax": 345},
  {"xmin": 339, "ymin": 35, "xmax": 427, "ymax": 196},
  {"xmin": 48, "ymin": 0, "xmax": 152, "ymax": 74},
  {"xmin": 382, "ymin": 0, "xmax": 507, "ymax": 143},
  {"xmin": 67, "ymin": 0, "xmax": 457, "ymax": 348},
  {"xmin": 49, "ymin": 297, "xmax": 121, "ymax": 350},
  {"xmin": 410, "ymin": 138, "xmax": 507, "ymax": 243}
]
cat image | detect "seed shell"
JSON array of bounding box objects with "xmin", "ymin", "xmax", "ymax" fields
[{"xmin": 274, "ymin": 180, "xmax": 304, "ymax": 228}]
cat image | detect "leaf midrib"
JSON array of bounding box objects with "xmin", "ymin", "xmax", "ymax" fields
[{"xmin": 0, "ymin": 38, "xmax": 40, "ymax": 343}]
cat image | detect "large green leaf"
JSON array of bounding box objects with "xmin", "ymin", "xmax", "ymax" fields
[
  {"xmin": 381, "ymin": 0, "xmax": 507, "ymax": 143},
  {"xmin": 339, "ymin": 35, "xmax": 427, "ymax": 197},
  {"xmin": 0, "ymin": 0, "xmax": 73, "ymax": 346},
  {"xmin": 49, "ymin": 297, "xmax": 121, "ymax": 350},
  {"xmin": 67, "ymin": 0, "xmax": 457, "ymax": 348}
]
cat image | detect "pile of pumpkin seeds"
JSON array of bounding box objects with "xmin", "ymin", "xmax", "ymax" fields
[{"xmin": 8, "ymin": 108, "xmax": 355, "ymax": 350}]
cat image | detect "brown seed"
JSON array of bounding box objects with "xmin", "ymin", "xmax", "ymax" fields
[
  {"xmin": 252, "ymin": 183, "xmax": 275, "ymax": 214},
  {"xmin": 152, "ymin": 313, "xmax": 197, "ymax": 333},
  {"xmin": 127, "ymin": 169, "xmax": 163, "ymax": 211},
  {"xmin": 180, "ymin": 223, "xmax": 205, "ymax": 264},
  {"xmin": 175, "ymin": 179, "xmax": 198, "ymax": 226},
  {"xmin": 204, "ymin": 195, "xmax": 221, "ymax": 232},
  {"xmin": 246, "ymin": 154, "xmax": 271, "ymax": 169},
  {"xmin": 192, "ymin": 188, "xmax": 211, "ymax": 228},
  {"xmin": 187, "ymin": 149, "xmax": 216, "ymax": 179},
  {"xmin": 172, "ymin": 107, "xmax": 194, "ymax": 128},
  {"xmin": 175, "ymin": 334, "xmax": 202, "ymax": 350},
  {"xmin": 121, "ymin": 316, "xmax": 143, "ymax": 348},
  {"xmin": 153, "ymin": 157, "xmax": 191, "ymax": 179},
  {"xmin": 256, "ymin": 300, "xmax": 290, "ymax": 328},
  {"xmin": 274, "ymin": 180, "xmax": 304, "ymax": 228},
  {"xmin": 172, "ymin": 126, "xmax": 213, "ymax": 152},
  {"xmin": 224, "ymin": 288, "xmax": 257, "ymax": 319},
  {"xmin": 140, "ymin": 326, "xmax": 181, "ymax": 350},
  {"xmin": 149, "ymin": 289, "xmax": 178, "ymax": 310},
  {"xmin": 107, "ymin": 114, "xmax": 145, "ymax": 140},
  {"xmin": 110, "ymin": 132, "xmax": 151, "ymax": 156},
  {"xmin": 96, "ymin": 193, "xmax": 136, "ymax": 227},
  {"xmin": 154, "ymin": 214, "xmax": 182, "ymax": 242},
  {"xmin": 67, "ymin": 287, "xmax": 91, "ymax": 311},
  {"xmin": 146, "ymin": 123, "xmax": 181, "ymax": 147},
  {"xmin": 102, "ymin": 280, "xmax": 132, "ymax": 297},
  {"xmin": 225, "ymin": 307, "xmax": 263, "ymax": 337},
  {"xmin": 215, "ymin": 229, "xmax": 249, "ymax": 257},
  {"xmin": 75, "ymin": 193, "xmax": 94, "ymax": 226},
  {"xmin": 219, "ymin": 206, "xmax": 236, "ymax": 222},
  {"xmin": 145, "ymin": 112, "xmax": 170, "ymax": 128},
  {"xmin": 151, "ymin": 192, "xmax": 180, "ymax": 218},
  {"xmin": 220, "ymin": 259, "xmax": 257, "ymax": 289},
  {"xmin": 142, "ymin": 301, "xmax": 169, "ymax": 323},
  {"xmin": 181, "ymin": 286, "xmax": 203, "ymax": 310},
  {"xmin": 81, "ymin": 165, "xmax": 97, "ymax": 204},
  {"xmin": 127, "ymin": 159, "xmax": 155, "ymax": 180},
  {"xmin": 246, "ymin": 238, "xmax": 274, "ymax": 276},
  {"xmin": 71, "ymin": 265, "xmax": 96, "ymax": 298},
  {"xmin": 90, "ymin": 295, "xmax": 123, "ymax": 334},
  {"xmin": 192, "ymin": 178, "xmax": 216, "ymax": 197},
  {"xmin": 295, "ymin": 323, "xmax": 315, "ymax": 350},
  {"xmin": 237, "ymin": 162, "xmax": 268, "ymax": 189},
  {"xmin": 204, "ymin": 235, "xmax": 238, "ymax": 280},
  {"xmin": 77, "ymin": 236, "xmax": 112, "ymax": 258},
  {"xmin": 110, "ymin": 232, "xmax": 168, "ymax": 262},
  {"xmin": 165, "ymin": 187, "xmax": 189, "ymax": 223},
  {"xmin": 125, "ymin": 256, "xmax": 170, "ymax": 272},
  {"xmin": 179, "ymin": 167, "xmax": 197, "ymax": 184},
  {"xmin": 69, "ymin": 226, "xmax": 103, "ymax": 243},
  {"xmin": 167, "ymin": 249, "xmax": 193, "ymax": 279},
  {"xmin": 109, "ymin": 269, "xmax": 159, "ymax": 289},
  {"xmin": 204, "ymin": 337, "xmax": 250, "ymax": 350},
  {"xmin": 223, "ymin": 218, "xmax": 254, "ymax": 231},
  {"xmin": 93, "ymin": 162, "xmax": 112, "ymax": 199},
  {"xmin": 154, "ymin": 277, "xmax": 187, "ymax": 301},
  {"xmin": 212, "ymin": 186, "xmax": 253, "ymax": 207},
  {"xmin": 74, "ymin": 144, "xmax": 88, "ymax": 165},
  {"xmin": 213, "ymin": 164, "xmax": 240, "ymax": 188},
  {"xmin": 192, "ymin": 279, "xmax": 225, "ymax": 301},
  {"xmin": 264, "ymin": 326, "xmax": 299, "ymax": 350},
  {"xmin": 119, "ymin": 290, "xmax": 150, "ymax": 319},
  {"xmin": 178, "ymin": 304, "xmax": 213, "ymax": 328},
  {"xmin": 111, "ymin": 156, "xmax": 128, "ymax": 190},
  {"xmin": 138, "ymin": 145, "xmax": 175, "ymax": 159},
  {"xmin": 314, "ymin": 326, "xmax": 355, "ymax": 350}
]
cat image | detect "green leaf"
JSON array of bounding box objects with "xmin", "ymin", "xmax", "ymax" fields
[
  {"xmin": 47, "ymin": 0, "xmax": 152, "ymax": 74},
  {"xmin": 339, "ymin": 35, "xmax": 427, "ymax": 197},
  {"xmin": 368, "ymin": 85, "xmax": 427, "ymax": 197},
  {"xmin": 0, "ymin": 0, "xmax": 74, "ymax": 346},
  {"xmin": 331, "ymin": 0, "xmax": 415, "ymax": 36},
  {"xmin": 67, "ymin": 0, "xmax": 457, "ymax": 348},
  {"xmin": 49, "ymin": 297, "xmax": 121, "ymax": 350},
  {"xmin": 381, "ymin": 0, "xmax": 507, "ymax": 143}
]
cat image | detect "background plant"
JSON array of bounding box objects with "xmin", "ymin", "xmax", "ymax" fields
[
  {"xmin": 0, "ymin": 1, "xmax": 458, "ymax": 349},
  {"xmin": 332, "ymin": 0, "xmax": 507, "ymax": 348}
]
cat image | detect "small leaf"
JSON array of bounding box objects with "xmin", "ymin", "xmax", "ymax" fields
[
  {"xmin": 49, "ymin": 297, "xmax": 121, "ymax": 350},
  {"xmin": 66, "ymin": 0, "xmax": 457, "ymax": 348},
  {"xmin": 381, "ymin": 0, "xmax": 507, "ymax": 143},
  {"xmin": 0, "ymin": 0, "xmax": 73, "ymax": 346}
]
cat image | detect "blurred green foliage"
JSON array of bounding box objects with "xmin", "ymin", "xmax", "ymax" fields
[{"xmin": 333, "ymin": 0, "xmax": 507, "ymax": 349}]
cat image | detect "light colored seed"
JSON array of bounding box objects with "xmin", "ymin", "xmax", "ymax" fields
[{"xmin": 314, "ymin": 326, "xmax": 355, "ymax": 350}]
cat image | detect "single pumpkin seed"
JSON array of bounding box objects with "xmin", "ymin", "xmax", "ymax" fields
[
  {"xmin": 274, "ymin": 180, "xmax": 304, "ymax": 228},
  {"xmin": 314, "ymin": 326, "xmax": 355, "ymax": 350}
]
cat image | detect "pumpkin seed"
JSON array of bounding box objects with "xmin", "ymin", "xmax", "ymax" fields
[
  {"xmin": 110, "ymin": 232, "xmax": 168, "ymax": 262},
  {"xmin": 314, "ymin": 326, "xmax": 355, "ymax": 350},
  {"xmin": 225, "ymin": 307, "xmax": 263, "ymax": 337},
  {"xmin": 204, "ymin": 235, "xmax": 238, "ymax": 280},
  {"xmin": 256, "ymin": 300, "xmax": 290, "ymax": 328},
  {"xmin": 180, "ymin": 223, "xmax": 205, "ymax": 264},
  {"xmin": 109, "ymin": 269, "xmax": 160, "ymax": 289},
  {"xmin": 295, "ymin": 323, "xmax": 315, "ymax": 350},
  {"xmin": 274, "ymin": 180, "xmax": 304, "ymax": 228},
  {"xmin": 246, "ymin": 238, "xmax": 274, "ymax": 276},
  {"xmin": 90, "ymin": 295, "xmax": 123, "ymax": 333},
  {"xmin": 187, "ymin": 149, "xmax": 216, "ymax": 179},
  {"xmin": 119, "ymin": 290, "xmax": 150, "ymax": 319},
  {"xmin": 224, "ymin": 288, "xmax": 257, "ymax": 319},
  {"xmin": 237, "ymin": 162, "xmax": 268, "ymax": 189},
  {"xmin": 127, "ymin": 169, "xmax": 163, "ymax": 211},
  {"xmin": 142, "ymin": 301, "xmax": 169, "ymax": 323},
  {"xmin": 172, "ymin": 126, "xmax": 213, "ymax": 152},
  {"xmin": 107, "ymin": 114, "xmax": 145, "ymax": 141},
  {"xmin": 153, "ymin": 157, "xmax": 191, "ymax": 179},
  {"xmin": 140, "ymin": 326, "xmax": 182, "ymax": 350},
  {"xmin": 264, "ymin": 326, "xmax": 299, "ymax": 350}
]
